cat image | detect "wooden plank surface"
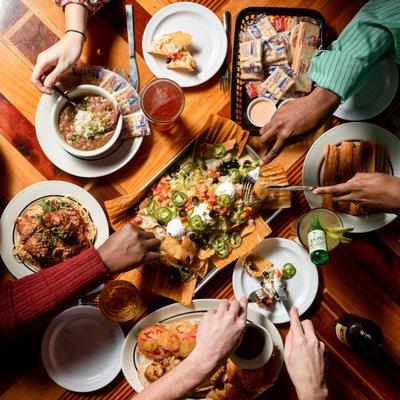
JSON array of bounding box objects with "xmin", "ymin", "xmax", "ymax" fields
[{"xmin": 1, "ymin": 1, "xmax": 400, "ymax": 400}]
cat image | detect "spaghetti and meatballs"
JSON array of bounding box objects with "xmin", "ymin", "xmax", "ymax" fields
[{"xmin": 13, "ymin": 196, "xmax": 97, "ymax": 270}]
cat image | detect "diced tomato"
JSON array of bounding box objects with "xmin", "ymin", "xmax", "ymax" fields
[
  {"xmin": 195, "ymin": 183, "xmax": 208, "ymax": 199},
  {"xmin": 207, "ymin": 191, "xmax": 217, "ymax": 206},
  {"xmin": 180, "ymin": 216, "xmax": 188, "ymax": 223},
  {"xmin": 130, "ymin": 216, "xmax": 142, "ymax": 225},
  {"xmin": 209, "ymin": 170, "xmax": 220, "ymax": 179}
]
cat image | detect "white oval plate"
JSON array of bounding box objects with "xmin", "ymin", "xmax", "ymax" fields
[
  {"xmin": 142, "ymin": 2, "xmax": 227, "ymax": 88},
  {"xmin": 35, "ymin": 95, "xmax": 143, "ymax": 178},
  {"xmin": 333, "ymin": 54, "xmax": 399, "ymax": 121},
  {"xmin": 0, "ymin": 180, "xmax": 109, "ymax": 278},
  {"xmin": 122, "ymin": 299, "xmax": 284, "ymax": 397},
  {"xmin": 41, "ymin": 306, "xmax": 124, "ymax": 392},
  {"xmin": 233, "ymin": 238, "xmax": 319, "ymax": 324},
  {"xmin": 303, "ymin": 122, "xmax": 400, "ymax": 233}
]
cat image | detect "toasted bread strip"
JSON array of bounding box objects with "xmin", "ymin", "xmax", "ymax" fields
[
  {"xmin": 350, "ymin": 143, "xmax": 362, "ymax": 215},
  {"xmin": 336, "ymin": 141, "xmax": 354, "ymax": 213},
  {"xmin": 321, "ymin": 144, "xmax": 338, "ymax": 209}
]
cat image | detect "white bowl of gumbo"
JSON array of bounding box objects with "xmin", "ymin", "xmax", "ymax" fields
[{"xmin": 52, "ymin": 84, "xmax": 122, "ymax": 159}]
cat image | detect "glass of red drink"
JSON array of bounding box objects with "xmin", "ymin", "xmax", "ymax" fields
[{"xmin": 140, "ymin": 78, "xmax": 185, "ymax": 131}]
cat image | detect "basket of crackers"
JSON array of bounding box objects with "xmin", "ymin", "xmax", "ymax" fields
[{"xmin": 230, "ymin": 7, "xmax": 327, "ymax": 133}]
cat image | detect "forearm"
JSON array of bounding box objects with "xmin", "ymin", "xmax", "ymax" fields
[
  {"xmin": 0, "ymin": 248, "xmax": 107, "ymax": 334},
  {"xmin": 133, "ymin": 351, "xmax": 215, "ymax": 400},
  {"xmin": 297, "ymin": 384, "xmax": 328, "ymax": 400},
  {"xmin": 308, "ymin": 86, "xmax": 340, "ymax": 119},
  {"xmin": 309, "ymin": 0, "xmax": 397, "ymax": 101},
  {"xmin": 64, "ymin": 3, "xmax": 88, "ymax": 33}
]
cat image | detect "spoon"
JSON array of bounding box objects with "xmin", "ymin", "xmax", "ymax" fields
[{"xmin": 53, "ymin": 85, "xmax": 81, "ymax": 110}]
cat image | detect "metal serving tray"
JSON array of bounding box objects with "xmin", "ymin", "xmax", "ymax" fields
[{"xmin": 132, "ymin": 137, "xmax": 283, "ymax": 294}]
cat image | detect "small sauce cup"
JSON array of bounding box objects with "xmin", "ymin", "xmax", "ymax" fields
[{"xmin": 247, "ymin": 98, "xmax": 277, "ymax": 128}]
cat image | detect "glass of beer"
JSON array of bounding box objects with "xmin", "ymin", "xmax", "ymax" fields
[
  {"xmin": 99, "ymin": 280, "xmax": 141, "ymax": 323},
  {"xmin": 297, "ymin": 208, "xmax": 343, "ymax": 251},
  {"xmin": 140, "ymin": 78, "xmax": 185, "ymax": 131}
]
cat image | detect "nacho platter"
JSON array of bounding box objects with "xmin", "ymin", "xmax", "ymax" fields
[{"xmin": 105, "ymin": 115, "xmax": 291, "ymax": 304}]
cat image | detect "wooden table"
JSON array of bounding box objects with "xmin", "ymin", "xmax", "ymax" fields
[{"xmin": 1, "ymin": 1, "xmax": 399, "ymax": 399}]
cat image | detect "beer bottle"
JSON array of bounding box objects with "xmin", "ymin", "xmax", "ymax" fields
[
  {"xmin": 335, "ymin": 314, "xmax": 383, "ymax": 353},
  {"xmin": 307, "ymin": 217, "xmax": 329, "ymax": 265}
]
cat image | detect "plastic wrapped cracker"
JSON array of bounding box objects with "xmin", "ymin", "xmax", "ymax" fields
[
  {"xmin": 239, "ymin": 39, "xmax": 263, "ymax": 73},
  {"xmin": 247, "ymin": 16, "xmax": 277, "ymax": 40},
  {"xmin": 259, "ymin": 66, "xmax": 295, "ymax": 103},
  {"xmin": 112, "ymin": 86, "xmax": 140, "ymax": 114},
  {"xmin": 120, "ymin": 111, "xmax": 150, "ymax": 139},
  {"xmin": 262, "ymin": 33, "xmax": 289, "ymax": 65},
  {"xmin": 289, "ymin": 21, "xmax": 320, "ymax": 48},
  {"xmin": 99, "ymin": 73, "xmax": 119, "ymax": 93}
]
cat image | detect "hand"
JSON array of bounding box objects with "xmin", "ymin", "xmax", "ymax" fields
[
  {"xmin": 259, "ymin": 86, "xmax": 340, "ymax": 165},
  {"xmin": 97, "ymin": 223, "xmax": 161, "ymax": 274},
  {"xmin": 284, "ymin": 307, "xmax": 327, "ymax": 400},
  {"xmin": 189, "ymin": 298, "xmax": 248, "ymax": 371},
  {"xmin": 30, "ymin": 32, "xmax": 84, "ymax": 94},
  {"xmin": 313, "ymin": 172, "xmax": 400, "ymax": 214}
]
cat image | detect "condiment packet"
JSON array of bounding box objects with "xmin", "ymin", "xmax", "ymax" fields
[
  {"xmin": 239, "ymin": 39, "xmax": 263, "ymax": 73},
  {"xmin": 263, "ymin": 33, "xmax": 289, "ymax": 65},
  {"xmin": 259, "ymin": 67, "xmax": 295, "ymax": 103},
  {"xmin": 244, "ymin": 81, "xmax": 262, "ymax": 99},
  {"xmin": 112, "ymin": 86, "xmax": 141, "ymax": 115},
  {"xmin": 120, "ymin": 111, "xmax": 151, "ymax": 139},
  {"xmin": 246, "ymin": 16, "xmax": 277, "ymax": 40}
]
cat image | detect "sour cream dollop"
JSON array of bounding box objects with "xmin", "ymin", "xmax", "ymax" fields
[
  {"xmin": 215, "ymin": 181, "xmax": 236, "ymax": 199},
  {"xmin": 191, "ymin": 203, "xmax": 211, "ymax": 221},
  {"xmin": 166, "ymin": 218, "xmax": 186, "ymax": 239}
]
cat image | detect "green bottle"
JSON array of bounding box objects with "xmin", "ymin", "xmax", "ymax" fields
[{"xmin": 307, "ymin": 217, "xmax": 329, "ymax": 265}]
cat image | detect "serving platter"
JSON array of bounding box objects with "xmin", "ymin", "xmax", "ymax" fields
[
  {"xmin": 232, "ymin": 238, "xmax": 319, "ymax": 324},
  {"xmin": 0, "ymin": 180, "xmax": 109, "ymax": 279},
  {"xmin": 121, "ymin": 298, "xmax": 284, "ymax": 397},
  {"xmin": 303, "ymin": 122, "xmax": 400, "ymax": 233},
  {"xmin": 120, "ymin": 137, "xmax": 283, "ymax": 294},
  {"xmin": 35, "ymin": 66, "xmax": 143, "ymax": 178},
  {"xmin": 142, "ymin": 2, "xmax": 227, "ymax": 88},
  {"xmin": 41, "ymin": 306, "xmax": 124, "ymax": 392}
]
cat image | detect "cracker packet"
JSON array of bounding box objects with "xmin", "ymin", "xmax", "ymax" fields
[
  {"xmin": 247, "ymin": 16, "xmax": 277, "ymax": 40},
  {"xmin": 262, "ymin": 33, "xmax": 289, "ymax": 65},
  {"xmin": 259, "ymin": 66, "xmax": 295, "ymax": 103},
  {"xmin": 112, "ymin": 86, "xmax": 141, "ymax": 115},
  {"xmin": 244, "ymin": 81, "xmax": 262, "ymax": 99},
  {"xmin": 120, "ymin": 111, "xmax": 151, "ymax": 138},
  {"xmin": 239, "ymin": 39, "xmax": 263, "ymax": 73}
]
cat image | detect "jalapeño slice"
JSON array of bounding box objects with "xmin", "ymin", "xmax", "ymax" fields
[
  {"xmin": 189, "ymin": 215, "xmax": 204, "ymax": 231},
  {"xmin": 210, "ymin": 144, "xmax": 227, "ymax": 159},
  {"xmin": 229, "ymin": 232, "xmax": 242, "ymax": 248},
  {"xmin": 217, "ymin": 194, "xmax": 232, "ymax": 207},
  {"xmin": 282, "ymin": 263, "xmax": 297, "ymax": 279},
  {"xmin": 154, "ymin": 207, "xmax": 173, "ymax": 223},
  {"xmin": 172, "ymin": 191, "xmax": 188, "ymax": 207},
  {"xmin": 146, "ymin": 200, "xmax": 156, "ymax": 215},
  {"xmin": 228, "ymin": 168, "xmax": 241, "ymax": 184}
]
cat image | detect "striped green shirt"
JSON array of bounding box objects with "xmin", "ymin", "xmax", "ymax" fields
[{"xmin": 308, "ymin": 0, "xmax": 400, "ymax": 101}]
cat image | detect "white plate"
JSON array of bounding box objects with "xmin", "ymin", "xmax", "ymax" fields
[
  {"xmin": 41, "ymin": 306, "xmax": 124, "ymax": 392},
  {"xmin": 303, "ymin": 122, "xmax": 400, "ymax": 233},
  {"xmin": 0, "ymin": 180, "xmax": 109, "ymax": 278},
  {"xmin": 35, "ymin": 95, "xmax": 143, "ymax": 178},
  {"xmin": 233, "ymin": 238, "xmax": 319, "ymax": 324},
  {"xmin": 142, "ymin": 2, "xmax": 227, "ymax": 88},
  {"xmin": 122, "ymin": 299, "xmax": 284, "ymax": 397},
  {"xmin": 333, "ymin": 54, "xmax": 399, "ymax": 121}
]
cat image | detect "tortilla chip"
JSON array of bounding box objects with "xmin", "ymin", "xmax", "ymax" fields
[
  {"xmin": 191, "ymin": 259, "xmax": 209, "ymax": 279},
  {"xmin": 254, "ymin": 161, "xmax": 291, "ymax": 209},
  {"xmin": 194, "ymin": 115, "xmax": 249, "ymax": 157},
  {"xmin": 198, "ymin": 247, "xmax": 215, "ymax": 260},
  {"xmin": 149, "ymin": 268, "xmax": 196, "ymax": 305},
  {"xmin": 241, "ymin": 252, "xmax": 273, "ymax": 278},
  {"xmin": 212, "ymin": 217, "xmax": 272, "ymax": 269}
]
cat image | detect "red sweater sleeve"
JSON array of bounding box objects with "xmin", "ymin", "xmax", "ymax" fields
[{"xmin": 0, "ymin": 248, "xmax": 108, "ymax": 334}]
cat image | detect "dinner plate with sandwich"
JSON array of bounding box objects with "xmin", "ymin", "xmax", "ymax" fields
[
  {"xmin": 303, "ymin": 122, "xmax": 400, "ymax": 233},
  {"xmin": 142, "ymin": 2, "xmax": 227, "ymax": 87},
  {"xmin": 121, "ymin": 299, "xmax": 284, "ymax": 399}
]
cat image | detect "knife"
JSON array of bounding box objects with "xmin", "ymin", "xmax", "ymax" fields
[
  {"xmin": 268, "ymin": 185, "xmax": 317, "ymax": 191},
  {"xmin": 125, "ymin": 5, "xmax": 139, "ymax": 91}
]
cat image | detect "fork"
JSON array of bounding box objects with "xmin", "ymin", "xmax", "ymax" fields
[
  {"xmin": 243, "ymin": 166, "xmax": 260, "ymax": 205},
  {"xmin": 219, "ymin": 11, "xmax": 231, "ymax": 93}
]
